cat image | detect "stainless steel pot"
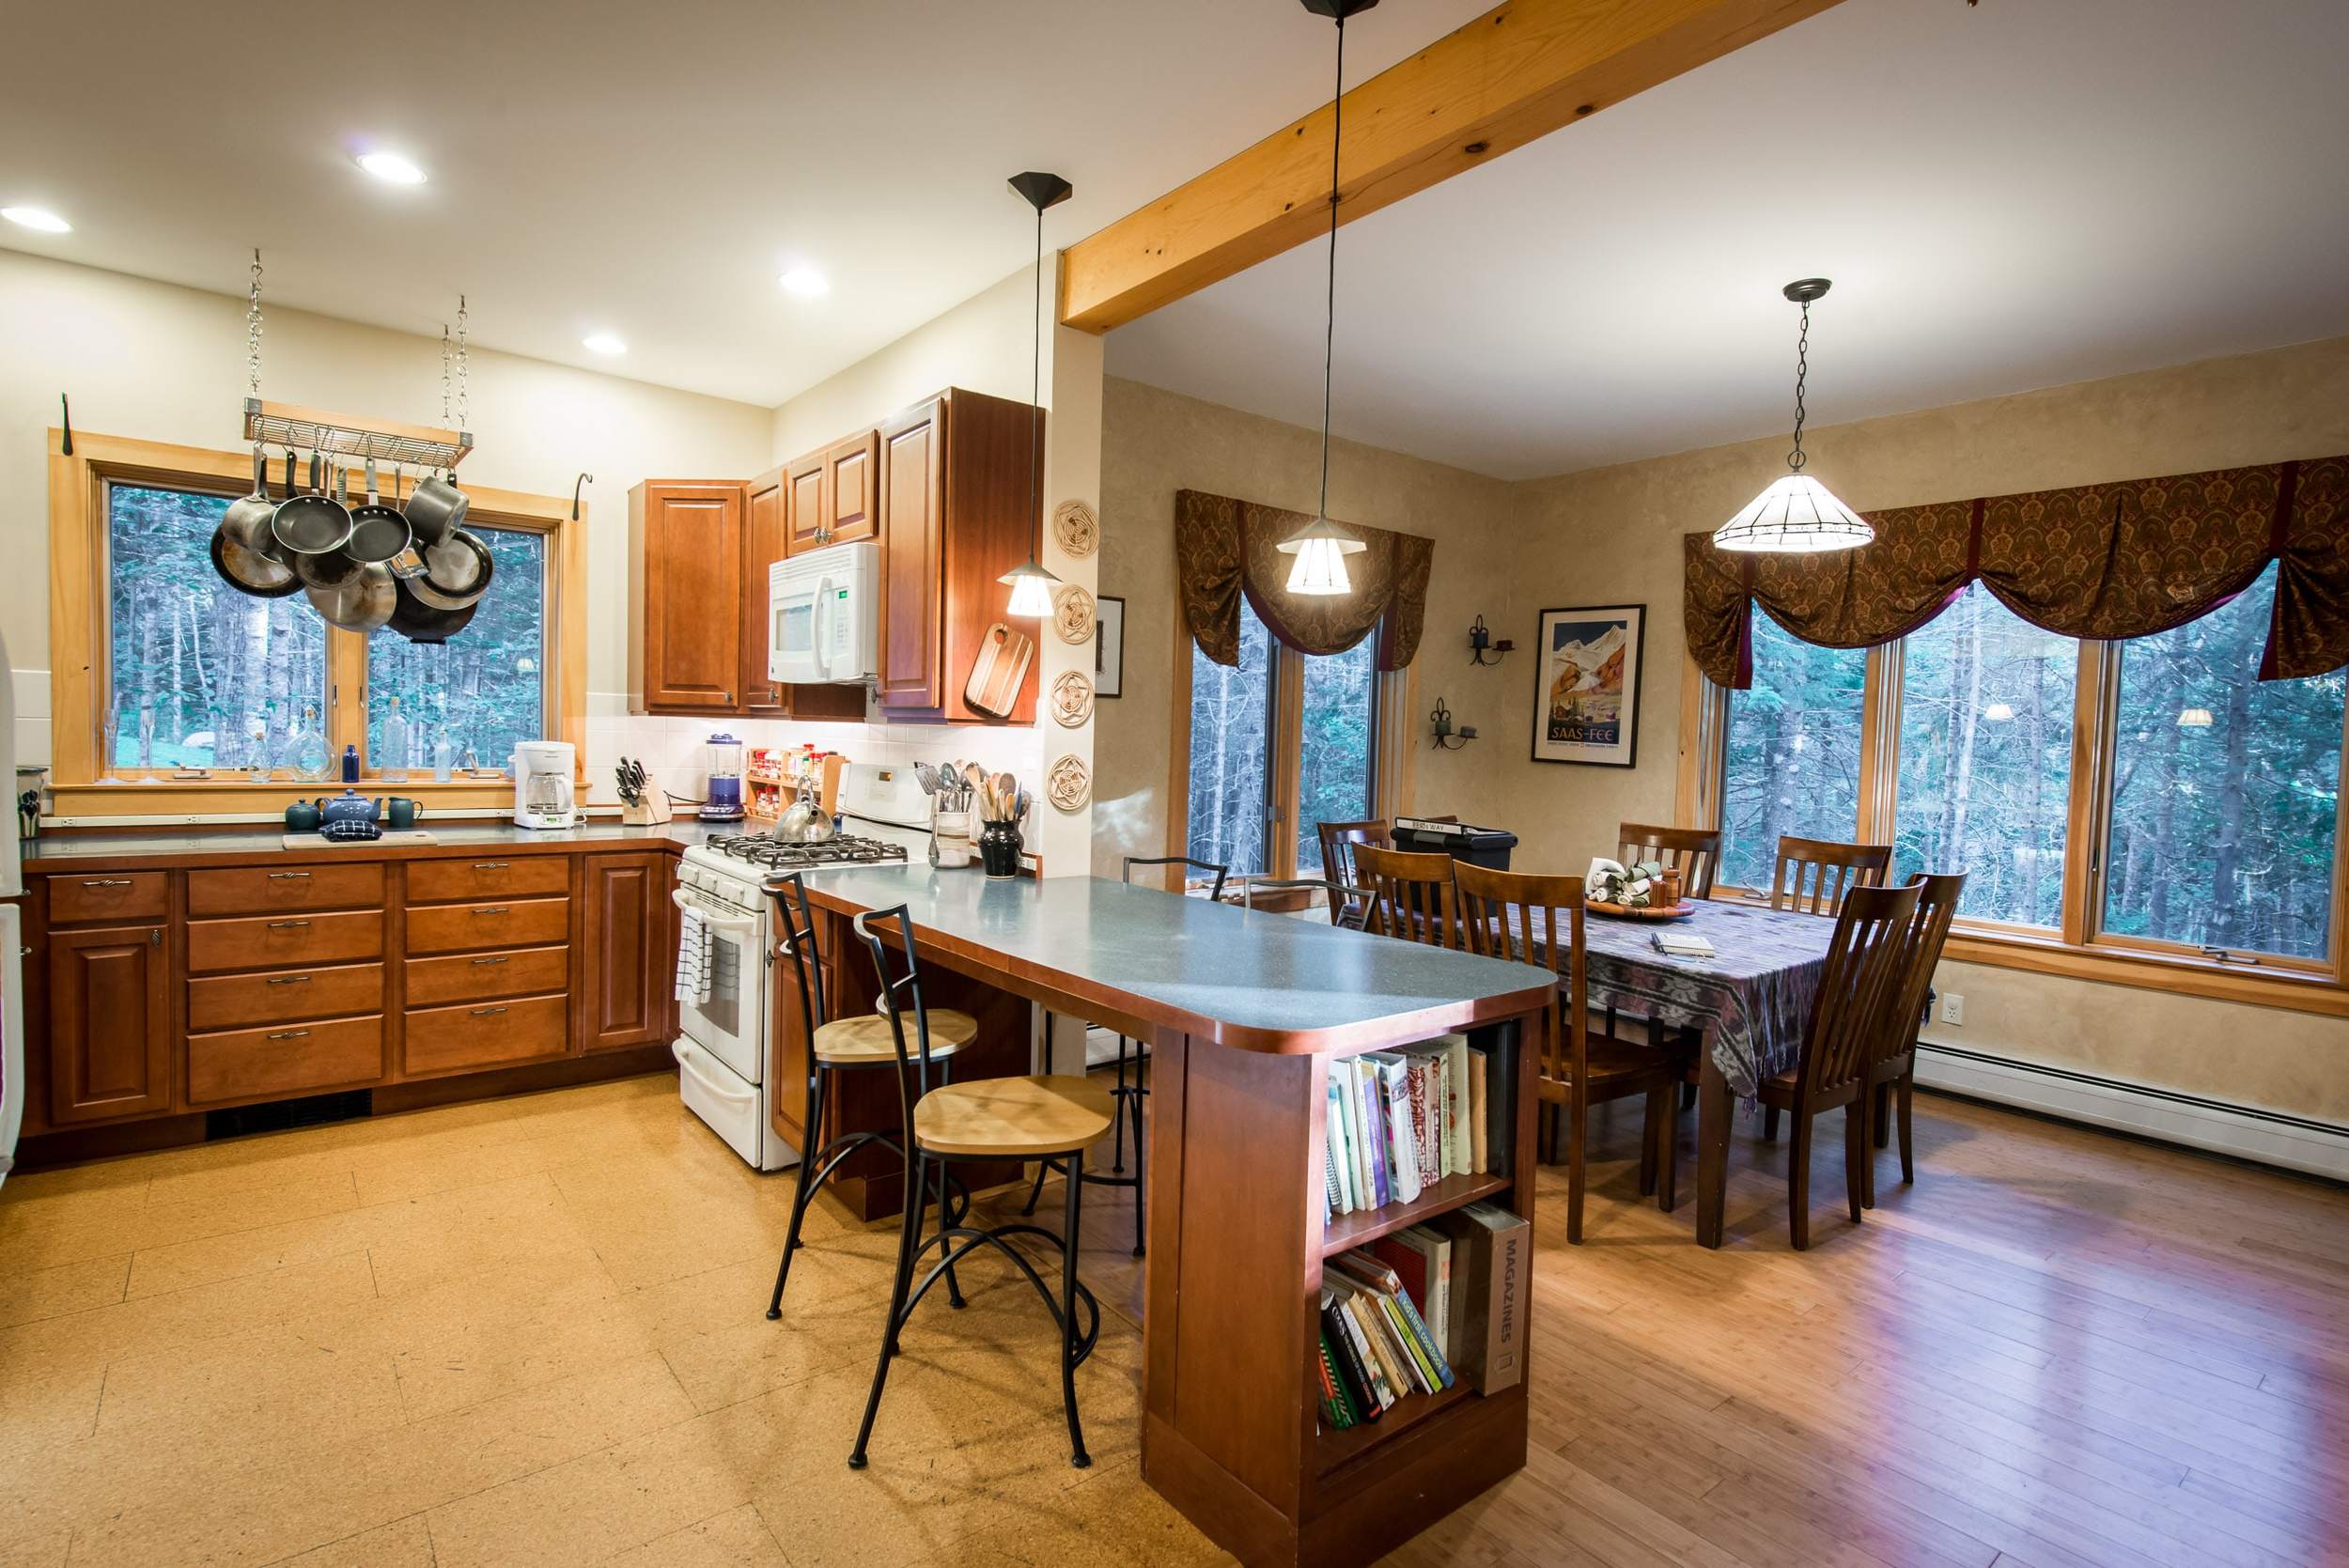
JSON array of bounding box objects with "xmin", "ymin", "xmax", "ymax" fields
[
  {"xmin": 303, "ymin": 561, "xmax": 397, "ymax": 631},
  {"xmin": 221, "ymin": 446, "xmax": 283, "ymax": 562},
  {"xmin": 404, "ymin": 469, "xmax": 468, "ymax": 546},
  {"xmin": 272, "ymin": 451, "xmax": 352, "ymax": 557},
  {"xmin": 408, "ymin": 528, "xmax": 494, "ymax": 611}
]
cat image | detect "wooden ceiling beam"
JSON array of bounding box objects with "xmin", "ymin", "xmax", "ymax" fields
[{"xmin": 1058, "ymin": 0, "xmax": 1844, "ymax": 334}]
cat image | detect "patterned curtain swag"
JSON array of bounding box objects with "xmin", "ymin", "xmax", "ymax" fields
[
  {"xmin": 1684, "ymin": 455, "xmax": 2349, "ymax": 687},
  {"xmin": 1174, "ymin": 489, "xmax": 1434, "ymax": 670}
]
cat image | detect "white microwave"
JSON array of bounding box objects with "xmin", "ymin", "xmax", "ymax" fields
[{"xmin": 769, "ymin": 540, "xmax": 879, "ymax": 684}]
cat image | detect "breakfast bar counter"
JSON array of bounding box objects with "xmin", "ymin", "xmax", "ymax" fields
[{"xmin": 791, "ymin": 866, "xmax": 1556, "ymax": 1568}]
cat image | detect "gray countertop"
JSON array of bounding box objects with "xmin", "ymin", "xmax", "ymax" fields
[
  {"xmin": 21, "ymin": 817, "xmax": 751, "ymax": 867},
  {"xmin": 786, "ymin": 863, "xmax": 1557, "ymax": 1054}
]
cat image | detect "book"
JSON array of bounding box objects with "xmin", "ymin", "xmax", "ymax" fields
[
  {"xmin": 1470, "ymin": 1039, "xmax": 1515, "ymax": 1175},
  {"xmin": 1435, "ymin": 1201, "xmax": 1530, "ymax": 1394},
  {"xmin": 1373, "ymin": 1056, "xmax": 1421, "ymax": 1204},
  {"xmin": 1325, "ymin": 1074, "xmax": 1356, "ymax": 1214},
  {"xmin": 1442, "ymin": 1034, "xmax": 1472, "ymax": 1176},
  {"xmin": 1318, "ymin": 1288, "xmax": 1383, "ymax": 1421},
  {"xmin": 1652, "ymin": 930, "xmax": 1717, "ymax": 958},
  {"xmin": 1332, "ymin": 1277, "xmax": 1425, "ymax": 1397},
  {"xmin": 1355, "ymin": 1060, "xmax": 1390, "ymax": 1208},
  {"xmin": 1338, "ymin": 1292, "xmax": 1403, "ymax": 1408},
  {"xmin": 1331, "ymin": 1258, "xmax": 1453, "ymax": 1393},
  {"xmin": 1373, "ymin": 1225, "xmax": 1453, "ymax": 1361},
  {"xmin": 1316, "ymin": 1331, "xmax": 1358, "ymax": 1429}
]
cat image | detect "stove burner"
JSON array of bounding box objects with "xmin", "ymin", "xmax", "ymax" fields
[{"xmin": 706, "ymin": 831, "xmax": 908, "ymax": 873}]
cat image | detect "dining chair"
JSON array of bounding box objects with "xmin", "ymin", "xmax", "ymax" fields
[
  {"xmin": 1862, "ymin": 872, "xmax": 1965, "ymax": 1206},
  {"xmin": 1351, "ymin": 844, "xmax": 1460, "ymax": 949},
  {"xmin": 1751, "ymin": 881, "xmax": 1920, "ymax": 1250},
  {"xmin": 1617, "ymin": 822, "xmax": 1722, "ymax": 900},
  {"xmin": 1455, "ymin": 862, "xmax": 1688, "ymax": 1243},
  {"xmin": 1237, "ymin": 876, "xmax": 1366, "ymax": 922},
  {"xmin": 1769, "ymin": 835, "xmax": 1892, "ymax": 916},
  {"xmin": 1315, "ymin": 817, "xmax": 1455, "ymax": 925}
]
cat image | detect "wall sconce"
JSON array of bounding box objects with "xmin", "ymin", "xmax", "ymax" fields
[
  {"xmin": 1430, "ymin": 698, "xmax": 1477, "ymax": 751},
  {"xmin": 1468, "ymin": 614, "xmax": 1514, "ymax": 666}
]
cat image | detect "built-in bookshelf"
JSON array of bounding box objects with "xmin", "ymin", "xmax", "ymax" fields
[
  {"xmin": 1320, "ymin": 1171, "xmax": 1508, "ymax": 1257},
  {"xmin": 1316, "ymin": 1380, "xmax": 1476, "ymax": 1474}
]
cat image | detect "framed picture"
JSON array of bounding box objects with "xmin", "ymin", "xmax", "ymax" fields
[
  {"xmin": 1531, "ymin": 603, "xmax": 1645, "ymax": 768},
  {"xmin": 1095, "ymin": 595, "xmax": 1126, "ymax": 698}
]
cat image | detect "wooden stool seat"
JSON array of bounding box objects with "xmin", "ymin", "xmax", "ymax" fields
[
  {"xmin": 915, "ymin": 1074, "xmax": 1115, "ymax": 1158},
  {"xmin": 815, "ymin": 1010, "xmax": 978, "ymax": 1064}
]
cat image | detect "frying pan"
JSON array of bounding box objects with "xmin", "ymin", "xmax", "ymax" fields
[
  {"xmin": 346, "ymin": 458, "xmax": 412, "ymax": 567},
  {"xmin": 272, "ymin": 451, "xmax": 352, "ymax": 558},
  {"xmin": 407, "ymin": 528, "xmax": 494, "ymax": 611},
  {"xmin": 221, "ymin": 446, "xmax": 283, "ymax": 562},
  {"xmin": 210, "ymin": 522, "xmax": 300, "ymax": 597},
  {"xmin": 386, "ymin": 575, "xmax": 480, "ymax": 643}
]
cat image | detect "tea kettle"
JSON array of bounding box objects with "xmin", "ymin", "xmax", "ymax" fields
[{"xmin": 775, "ymin": 778, "xmax": 836, "ymax": 845}]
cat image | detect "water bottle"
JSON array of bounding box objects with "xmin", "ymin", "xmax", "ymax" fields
[
  {"xmin": 381, "ymin": 696, "xmax": 411, "ymax": 784},
  {"xmin": 293, "ymin": 704, "xmax": 329, "ymax": 781},
  {"xmin": 433, "ymin": 730, "xmax": 454, "ymax": 784}
]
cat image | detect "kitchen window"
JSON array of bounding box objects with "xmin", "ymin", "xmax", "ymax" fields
[
  {"xmin": 1717, "ymin": 609, "xmax": 1866, "ymax": 892},
  {"xmin": 49, "ymin": 428, "xmax": 585, "ymax": 815}
]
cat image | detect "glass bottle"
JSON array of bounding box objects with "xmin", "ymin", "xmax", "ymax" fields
[
  {"xmin": 380, "ymin": 696, "xmax": 410, "ymax": 784},
  {"xmin": 247, "ymin": 703, "xmax": 272, "ymax": 783},
  {"xmin": 341, "ymin": 744, "xmax": 360, "ymax": 784},
  {"xmin": 137, "ymin": 703, "xmax": 162, "ymax": 782},
  {"xmin": 292, "ymin": 704, "xmax": 329, "ymax": 782},
  {"xmin": 433, "ymin": 729, "xmax": 454, "ymax": 784},
  {"xmin": 99, "ymin": 705, "xmax": 123, "ymax": 784}
]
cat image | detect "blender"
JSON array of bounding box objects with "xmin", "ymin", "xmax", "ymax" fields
[{"xmin": 701, "ymin": 733, "xmax": 746, "ymax": 821}]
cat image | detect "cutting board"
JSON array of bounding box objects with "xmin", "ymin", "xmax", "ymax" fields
[{"xmin": 963, "ymin": 623, "xmax": 1034, "ymax": 719}]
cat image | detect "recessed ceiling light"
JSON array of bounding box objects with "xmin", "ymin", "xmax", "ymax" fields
[
  {"xmin": 2, "ymin": 207, "xmax": 70, "ymax": 233},
  {"xmin": 778, "ymin": 266, "xmax": 829, "ymax": 298},
  {"xmin": 582, "ymin": 332, "xmax": 627, "ymax": 355},
  {"xmin": 355, "ymin": 151, "xmax": 427, "ymax": 185}
]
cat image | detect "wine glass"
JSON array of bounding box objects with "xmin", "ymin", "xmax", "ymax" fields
[{"xmin": 137, "ymin": 703, "xmax": 162, "ymax": 783}]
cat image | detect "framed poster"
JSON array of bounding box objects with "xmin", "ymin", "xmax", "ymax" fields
[
  {"xmin": 1095, "ymin": 595, "xmax": 1126, "ymax": 697},
  {"xmin": 1531, "ymin": 603, "xmax": 1645, "ymax": 768}
]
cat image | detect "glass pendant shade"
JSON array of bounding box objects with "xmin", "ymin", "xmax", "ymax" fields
[
  {"xmin": 1712, "ymin": 474, "xmax": 1875, "ymax": 553},
  {"xmin": 1277, "ymin": 516, "xmax": 1367, "ymax": 596},
  {"xmin": 1000, "ymin": 559, "xmax": 1060, "ymax": 617}
]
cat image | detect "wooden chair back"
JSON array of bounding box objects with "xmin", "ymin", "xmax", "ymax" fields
[
  {"xmin": 1316, "ymin": 819, "xmax": 1388, "ymax": 925},
  {"xmin": 1618, "ymin": 822, "xmax": 1722, "ymax": 900},
  {"xmin": 1351, "ymin": 844, "xmax": 1460, "ymax": 949},
  {"xmin": 1796, "ymin": 882, "xmax": 1920, "ymax": 1103},
  {"xmin": 1884, "ymin": 873, "xmax": 1965, "ymax": 1064},
  {"xmin": 1123, "ymin": 854, "xmax": 1228, "ymax": 902},
  {"xmin": 1455, "ymin": 862, "xmax": 1584, "ymax": 1092},
  {"xmin": 1237, "ymin": 877, "xmax": 1360, "ymax": 919},
  {"xmin": 1771, "ymin": 836, "xmax": 1892, "ymax": 916}
]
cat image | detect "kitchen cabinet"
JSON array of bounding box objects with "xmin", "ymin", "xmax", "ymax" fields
[
  {"xmin": 579, "ymin": 851, "xmax": 670, "ymax": 1053},
  {"xmin": 46, "ymin": 923, "xmax": 171, "ymax": 1125},
  {"xmin": 782, "ymin": 430, "xmax": 879, "ymax": 557},
  {"xmin": 187, "ymin": 1017, "xmax": 382, "ymax": 1108},
  {"xmin": 630, "ymin": 481, "xmax": 745, "ymax": 712},
  {"xmin": 404, "ymin": 993, "xmax": 570, "ymax": 1078}
]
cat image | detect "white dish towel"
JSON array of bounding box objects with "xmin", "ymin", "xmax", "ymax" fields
[{"xmin": 674, "ymin": 908, "xmax": 713, "ymax": 1004}]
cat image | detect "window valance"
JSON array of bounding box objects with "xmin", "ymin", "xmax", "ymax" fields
[
  {"xmin": 1684, "ymin": 454, "xmax": 2349, "ymax": 687},
  {"xmin": 1174, "ymin": 489, "xmax": 1434, "ymax": 670}
]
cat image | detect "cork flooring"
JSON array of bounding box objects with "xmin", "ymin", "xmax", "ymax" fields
[{"xmin": 2, "ymin": 1074, "xmax": 2343, "ymax": 1568}]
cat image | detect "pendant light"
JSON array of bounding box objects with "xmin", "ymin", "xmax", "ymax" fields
[
  {"xmin": 1713, "ymin": 279, "xmax": 1874, "ymax": 553},
  {"xmin": 1001, "ymin": 171, "xmax": 1073, "ymax": 617},
  {"xmin": 1278, "ymin": 0, "xmax": 1376, "ymax": 596}
]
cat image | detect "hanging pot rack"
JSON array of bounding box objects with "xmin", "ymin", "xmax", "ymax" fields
[{"xmin": 241, "ymin": 397, "xmax": 473, "ymax": 473}]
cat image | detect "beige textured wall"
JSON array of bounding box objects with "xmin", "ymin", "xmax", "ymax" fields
[{"xmin": 1092, "ymin": 376, "xmax": 1517, "ymax": 877}]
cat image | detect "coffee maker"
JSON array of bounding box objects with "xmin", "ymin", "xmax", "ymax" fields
[{"xmin": 512, "ymin": 740, "xmax": 578, "ymax": 829}]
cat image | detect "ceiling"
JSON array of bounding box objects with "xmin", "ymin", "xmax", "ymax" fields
[
  {"xmin": 0, "ymin": 0, "xmax": 1491, "ymax": 410},
  {"xmin": 1107, "ymin": 0, "xmax": 2349, "ymax": 479}
]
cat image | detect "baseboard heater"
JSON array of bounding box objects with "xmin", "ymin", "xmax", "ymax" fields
[{"xmin": 1915, "ymin": 1040, "xmax": 2349, "ymax": 1183}]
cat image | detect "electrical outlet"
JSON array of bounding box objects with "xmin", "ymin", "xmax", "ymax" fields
[{"xmin": 1939, "ymin": 992, "xmax": 1965, "ymax": 1027}]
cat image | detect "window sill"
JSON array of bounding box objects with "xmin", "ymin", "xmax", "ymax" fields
[
  {"xmin": 1940, "ymin": 926, "xmax": 2348, "ymax": 1018},
  {"xmin": 45, "ymin": 777, "xmax": 580, "ymax": 823}
]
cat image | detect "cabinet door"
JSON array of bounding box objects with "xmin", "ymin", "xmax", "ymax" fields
[
  {"xmin": 47, "ymin": 924, "xmax": 171, "ymax": 1124},
  {"xmin": 639, "ymin": 483, "xmax": 745, "ymax": 710},
  {"xmin": 824, "ymin": 430, "xmax": 879, "ymax": 545},
  {"xmin": 580, "ymin": 852, "xmax": 668, "ymax": 1053},
  {"xmin": 784, "ymin": 453, "xmax": 828, "ymax": 556},
  {"xmin": 743, "ymin": 466, "xmax": 788, "ymax": 716},
  {"xmin": 877, "ymin": 399, "xmax": 946, "ymax": 709}
]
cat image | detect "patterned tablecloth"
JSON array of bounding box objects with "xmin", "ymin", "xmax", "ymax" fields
[{"xmin": 1579, "ymin": 899, "xmax": 1836, "ymax": 1097}]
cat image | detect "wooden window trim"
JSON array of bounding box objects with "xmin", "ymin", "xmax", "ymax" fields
[
  {"xmin": 1674, "ymin": 609, "xmax": 2349, "ymax": 1019},
  {"xmin": 45, "ymin": 427, "xmax": 586, "ymax": 819}
]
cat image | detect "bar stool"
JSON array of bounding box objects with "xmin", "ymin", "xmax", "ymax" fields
[
  {"xmin": 762, "ymin": 874, "xmax": 978, "ymax": 1320},
  {"xmin": 1019, "ymin": 853, "xmax": 1226, "ymax": 1257},
  {"xmin": 848, "ymin": 904, "xmax": 1115, "ymax": 1470}
]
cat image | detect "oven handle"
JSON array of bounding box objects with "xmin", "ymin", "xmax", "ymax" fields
[
  {"xmin": 672, "ymin": 887, "xmax": 760, "ymax": 935},
  {"xmin": 672, "ymin": 1037, "xmax": 757, "ymax": 1107}
]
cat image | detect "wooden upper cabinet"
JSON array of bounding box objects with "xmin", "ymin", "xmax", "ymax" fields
[
  {"xmin": 877, "ymin": 400, "xmax": 947, "ymax": 710},
  {"xmin": 744, "ymin": 466, "xmax": 789, "ymax": 717},
  {"xmin": 630, "ymin": 482, "xmax": 745, "ymax": 712},
  {"xmin": 47, "ymin": 923, "xmax": 171, "ymax": 1125},
  {"xmin": 579, "ymin": 852, "xmax": 671, "ymax": 1054},
  {"xmin": 785, "ymin": 454, "xmax": 828, "ymax": 556},
  {"xmin": 824, "ymin": 431, "xmax": 879, "ymax": 545}
]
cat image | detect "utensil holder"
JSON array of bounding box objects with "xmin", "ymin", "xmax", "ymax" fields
[{"xmin": 978, "ymin": 818, "xmax": 1022, "ymax": 878}]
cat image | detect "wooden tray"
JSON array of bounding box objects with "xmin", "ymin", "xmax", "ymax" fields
[{"xmin": 1587, "ymin": 897, "xmax": 1697, "ymax": 921}]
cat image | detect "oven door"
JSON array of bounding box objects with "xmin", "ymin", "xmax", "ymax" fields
[{"xmin": 672, "ymin": 888, "xmax": 766, "ymax": 1087}]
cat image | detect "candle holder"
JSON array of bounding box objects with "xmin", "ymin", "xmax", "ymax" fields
[
  {"xmin": 1468, "ymin": 614, "xmax": 1514, "ymax": 666},
  {"xmin": 1430, "ymin": 698, "xmax": 1478, "ymax": 751}
]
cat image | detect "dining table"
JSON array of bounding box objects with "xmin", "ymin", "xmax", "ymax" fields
[{"xmin": 1578, "ymin": 895, "xmax": 1839, "ymax": 1247}]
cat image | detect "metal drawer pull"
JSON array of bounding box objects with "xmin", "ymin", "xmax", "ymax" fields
[
  {"xmin": 473, "ymin": 862, "xmax": 510, "ymax": 870},
  {"xmin": 473, "ymin": 906, "xmax": 509, "ymax": 916},
  {"xmin": 471, "ymin": 955, "xmax": 509, "ymax": 966},
  {"xmin": 267, "ymin": 871, "xmax": 312, "ymax": 880},
  {"xmin": 266, "ymin": 975, "xmax": 311, "ymax": 986},
  {"xmin": 266, "ymin": 1029, "xmax": 311, "ymax": 1041},
  {"xmin": 470, "ymin": 1005, "xmax": 507, "ymax": 1017},
  {"xmin": 81, "ymin": 878, "xmax": 132, "ymax": 888},
  {"xmin": 267, "ymin": 919, "xmax": 312, "ymax": 930}
]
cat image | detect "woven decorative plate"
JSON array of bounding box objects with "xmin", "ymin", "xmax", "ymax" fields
[
  {"xmin": 1047, "ymin": 753, "xmax": 1092, "ymax": 812},
  {"xmin": 1051, "ymin": 584, "xmax": 1096, "ymax": 644},
  {"xmin": 1051, "ymin": 499, "xmax": 1099, "ymax": 559},
  {"xmin": 1050, "ymin": 669, "xmax": 1095, "ymax": 728}
]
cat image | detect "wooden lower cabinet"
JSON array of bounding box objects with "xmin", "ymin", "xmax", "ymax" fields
[
  {"xmin": 406, "ymin": 946, "xmax": 569, "ymax": 1007},
  {"xmin": 188, "ymin": 1016, "xmax": 383, "ymax": 1107},
  {"xmin": 46, "ymin": 923, "xmax": 171, "ymax": 1125},
  {"xmin": 406, "ymin": 897, "xmax": 569, "ymax": 955},
  {"xmin": 580, "ymin": 852, "xmax": 672, "ymax": 1053},
  {"xmin": 402, "ymin": 992, "xmax": 570, "ymax": 1078},
  {"xmin": 187, "ymin": 910, "xmax": 384, "ymax": 973},
  {"xmin": 187, "ymin": 962, "xmax": 385, "ymax": 1032}
]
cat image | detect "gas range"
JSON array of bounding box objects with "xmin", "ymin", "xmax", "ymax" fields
[{"xmin": 695, "ymin": 831, "xmax": 909, "ymax": 877}]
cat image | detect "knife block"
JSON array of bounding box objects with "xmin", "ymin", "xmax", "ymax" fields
[{"xmin": 621, "ymin": 790, "xmax": 673, "ymax": 826}]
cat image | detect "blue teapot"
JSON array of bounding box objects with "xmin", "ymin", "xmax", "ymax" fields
[{"xmin": 313, "ymin": 789, "xmax": 381, "ymax": 827}]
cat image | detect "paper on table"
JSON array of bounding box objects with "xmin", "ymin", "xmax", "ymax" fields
[{"xmin": 1651, "ymin": 930, "xmax": 1716, "ymax": 958}]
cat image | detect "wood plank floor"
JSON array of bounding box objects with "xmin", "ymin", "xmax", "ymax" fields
[{"xmin": 0, "ymin": 1073, "xmax": 2341, "ymax": 1567}]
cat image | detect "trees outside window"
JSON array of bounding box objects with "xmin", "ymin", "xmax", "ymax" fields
[
  {"xmin": 1186, "ymin": 599, "xmax": 1274, "ymax": 877},
  {"xmin": 1719, "ymin": 610, "xmax": 1865, "ymax": 892},
  {"xmin": 364, "ymin": 524, "xmax": 549, "ymax": 774},
  {"xmin": 1297, "ymin": 635, "xmax": 1377, "ymax": 874}
]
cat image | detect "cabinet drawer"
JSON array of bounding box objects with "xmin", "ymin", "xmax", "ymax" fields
[
  {"xmin": 49, "ymin": 872, "xmax": 168, "ymax": 924},
  {"xmin": 188, "ymin": 962, "xmax": 386, "ymax": 1031},
  {"xmin": 402, "ymin": 992, "xmax": 568, "ymax": 1078},
  {"xmin": 406, "ymin": 945, "xmax": 570, "ymax": 1007},
  {"xmin": 187, "ymin": 862, "xmax": 384, "ymax": 916},
  {"xmin": 188, "ymin": 1015, "xmax": 384, "ymax": 1107},
  {"xmin": 408, "ymin": 857, "xmax": 573, "ymax": 905},
  {"xmin": 405, "ymin": 898, "xmax": 570, "ymax": 955},
  {"xmin": 187, "ymin": 910, "xmax": 384, "ymax": 974}
]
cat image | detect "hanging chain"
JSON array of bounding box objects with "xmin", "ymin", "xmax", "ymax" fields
[
  {"xmin": 1030, "ymin": 203, "xmax": 1043, "ymax": 543},
  {"xmin": 455, "ymin": 294, "xmax": 470, "ymax": 433},
  {"xmin": 1788, "ymin": 298, "xmax": 1812, "ymax": 473},
  {"xmin": 244, "ymin": 249, "xmax": 264, "ymax": 399},
  {"xmin": 1317, "ymin": 12, "xmax": 1346, "ymax": 520},
  {"xmin": 440, "ymin": 321, "xmax": 453, "ymax": 426}
]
